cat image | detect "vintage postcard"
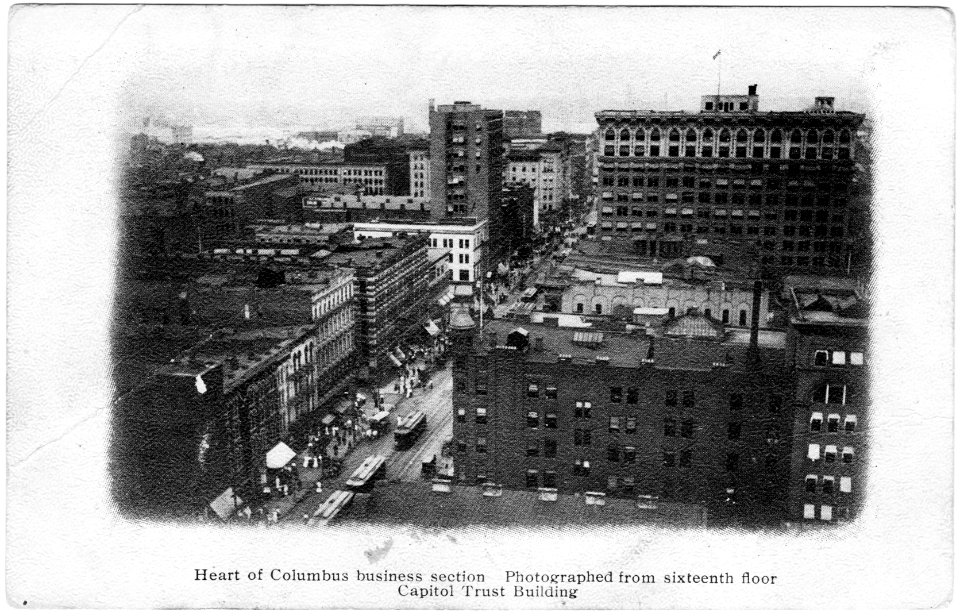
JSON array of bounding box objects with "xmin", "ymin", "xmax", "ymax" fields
[{"xmin": 5, "ymin": 3, "xmax": 954, "ymax": 609}]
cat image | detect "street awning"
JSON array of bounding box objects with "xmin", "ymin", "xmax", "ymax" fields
[
  {"xmin": 424, "ymin": 320, "xmax": 440, "ymax": 337},
  {"xmin": 265, "ymin": 441, "xmax": 297, "ymax": 469},
  {"xmin": 209, "ymin": 487, "xmax": 242, "ymax": 521},
  {"xmin": 388, "ymin": 353, "xmax": 402, "ymax": 367},
  {"xmin": 321, "ymin": 413, "xmax": 337, "ymax": 426},
  {"xmin": 395, "ymin": 347, "xmax": 407, "ymax": 361},
  {"xmin": 371, "ymin": 410, "xmax": 390, "ymax": 423}
]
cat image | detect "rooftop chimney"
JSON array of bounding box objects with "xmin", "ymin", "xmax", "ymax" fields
[{"xmin": 748, "ymin": 84, "xmax": 758, "ymax": 96}]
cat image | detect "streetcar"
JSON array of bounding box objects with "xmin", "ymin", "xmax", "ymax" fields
[
  {"xmin": 306, "ymin": 490, "xmax": 354, "ymax": 527},
  {"xmin": 394, "ymin": 410, "xmax": 427, "ymax": 450},
  {"xmin": 369, "ymin": 409, "xmax": 391, "ymax": 436},
  {"xmin": 344, "ymin": 455, "xmax": 386, "ymax": 492}
]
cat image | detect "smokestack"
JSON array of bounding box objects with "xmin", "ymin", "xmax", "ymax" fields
[{"xmin": 750, "ymin": 280, "xmax": 762, "ymax": 347}]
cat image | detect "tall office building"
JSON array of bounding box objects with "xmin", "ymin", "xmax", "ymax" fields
[
  {"xmin": 429, "ymin": 100, "xmax": 505, "ymax": 271},
  {"xmin": 593, "ymin": 85, "xmax": 866, "ymax": 276}
]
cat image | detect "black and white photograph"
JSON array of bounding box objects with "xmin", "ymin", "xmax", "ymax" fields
[{"xmin": 6, "ymin": 3, "xmax": 954, "ymax": 609}]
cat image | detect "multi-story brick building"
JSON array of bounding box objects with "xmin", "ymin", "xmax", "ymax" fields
[
  {"xmin": 449, "ymin": 295, "xmax": 793, "ymax": 522},
  {"xmin": 501, "ymin": 182, "xmax": 537, "ymax": 259},
  {"xmin": 302, "ymin": 194, "xmax": 430, "ymax": 224},
  {"xmin": 408, "ymin": 146, "xmax": 430, "ymax": 199},
  {"xmin": 593, "ymin": 85, "xmax": 865, "ymax": 276},
  {"xmin": 505, "ymin": 145, "xmax": 565, "ymax": 228},
  {"xmin": 200, "ymin": 173, "xmax": 300, "ymax": 243},
  {"xmin": 429, "ymin": 101, "xmax": 506, "ymax": 268},
  {"xmin": 785, "ymin": 280, "xmax": 868, "ymax": 525},
  {"xmin": 351, "ymin": 218, "xmax": 488, "ymax": 284},
  {"xmin": 247, "ymin": 162, "xmax": 394, "ymax": 195},
  {"xmin": 322, "ymin": 236, "xmax": 431, "ymax": 381},
  {"xmin": 112, "ymin": 262, "xmax": 358, "ymax": 517}
]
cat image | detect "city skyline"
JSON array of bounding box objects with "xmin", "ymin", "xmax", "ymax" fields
[{"xmin": 115, "ymin": 6, "xmax": 879, "ymax": 136}]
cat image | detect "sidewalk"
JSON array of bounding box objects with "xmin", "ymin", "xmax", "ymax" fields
[{"xmin": 240, "ymin": 398, "xmax": 365, "ymax": 526}]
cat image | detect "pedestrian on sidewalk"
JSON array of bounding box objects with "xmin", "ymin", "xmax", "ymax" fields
[
  {"xmin": 303, "ymin": 513, "xmax": 310, "ymax": 525},
  {"xmin": 315, "ymin": 480, "xmax": 323, "ymax": 493},
  {"xmin": 271, "ymin": 509, "xmax": 279, "ymax": 524}
]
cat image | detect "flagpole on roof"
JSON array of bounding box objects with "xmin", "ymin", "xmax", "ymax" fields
[{"xmin": 714, "ymin": 49, "xmax": 722, "ymax": 100}]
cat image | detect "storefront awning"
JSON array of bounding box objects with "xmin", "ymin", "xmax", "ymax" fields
[
  {"xmin": 265, "ymin": 441, "xmax": 297, "ymax": 469},
  {"xmin": 209, "ymin": 487, "xmax": 242, "ymax": 521},
  {"xmin": 321, "ymin": 413, "xmax": 337, "ymax": 426},
  {"xmin": 388, "ymin": 353, "xmax": 402, "ymax": 367},
  {"xmin": 424, "ymin": 320, "xmax": 441, "ymax": 337}
]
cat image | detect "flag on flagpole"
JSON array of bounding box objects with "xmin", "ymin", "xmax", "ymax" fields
[{"xmin": 713, "ymin": 49, "xmax": 721, "ymax": 60}]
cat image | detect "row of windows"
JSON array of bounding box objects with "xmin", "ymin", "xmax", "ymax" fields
[
  {"xmin": 523, "ymin": 390, "xmax": 762, "ymax": 411},
  {"xmin": 600, "ymin": 207, "xmax": 844, "ymax": 228},
  {"xmin": 602, "ymin": 175, "xmax": 848, "ymax": 190},
  {"xmin": 814, "ymin": 350, "xmax": 865, "ymax": 366},
  {"xmin": 602, "ymin": 144, "xmax": 851, "ymax": 160},
  {"xmin": 804, "ymin": 474, "xmax": 853, "ymax": 494},
  {"xmin": 603, "ymin": 127, "xmax": 852, "ymax": 145},
  {"xmin": 464, "ymin": 411, "xmax": 755, "ymax": 446},
  {"xmin": 803, "ymin": 504, "xmax": 839, "ymax": 521},
  {"xmin": 810, "ymin": 413, "xmax": 858, "ymax": 433},
  {"xmin": 597, "ymin": 224, "xmax": 846, "ymax": 244},
  {"xmin": 807, "ymin": 444, "xmax": 856, "ymax": 463},
  {"xmin": 600, "ymin": 189, "xmax": 850, "ymax": 210}
]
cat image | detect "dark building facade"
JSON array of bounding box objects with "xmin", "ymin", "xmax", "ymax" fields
[
  {"xmin": 200, "ymin": 173, "xmax": 300, "ymax": 243},
  {"xmin": 504, "ymin": 110, "xmax": 543, "ymax": 138},
  {"xmin": 343, "ymin": 137, "xmax": 411, "ymax": 196},
  {"xmin": 449, "ymin": 305, "xmax": 793, "ymax": 523},
  {"xmin": 501, "ymin": 182, "xmax": 536, "ymax": 259},
  {"xmin": 785, "ymin": 285, "xmax": 868, "ymax": 524},
  {"xmin": 593, "ymin": 86, "xmax": 865, "ymax": 277},
  {"xmin": 112, "ymin": 361, "xmax": 232, "ymax": 518},
  {"xmin": 429, "ymin": 101, "xmax": 507, "ymax": 267},
  {"xmin": 323, "ymin": 235, "xmax": 431, "ymax": 381}
]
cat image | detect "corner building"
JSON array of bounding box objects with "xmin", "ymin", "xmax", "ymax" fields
[
  {"xmin": 785, "ymin": 283, "xmax": 868, "ymax": 524},
  {"xmin": 449, "ymin": 307, "xmax": 793, "ymax": 522},
  {"xmin": 593, "ymin": 86, "xmax": 865, "ymax": 276}
]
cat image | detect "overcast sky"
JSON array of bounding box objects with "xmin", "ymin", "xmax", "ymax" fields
[{"xmin": 15, "ymin": 5, "xmax": 929, "ymax": 135}]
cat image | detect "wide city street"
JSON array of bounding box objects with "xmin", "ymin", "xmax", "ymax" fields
[{"xmin": 282, "ymin": 360, "xmax": 454, "ymax": 525}]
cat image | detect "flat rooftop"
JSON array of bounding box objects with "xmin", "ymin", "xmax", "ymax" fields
[
  {"xmin": 189, "ymin": 325, "xmax": 314, "ymax": 390},
  {"xmin": 482, "ymin": 317, "xmax": 784, "ymax": 371},
  {"xmin": 322, "ymin": 238, "xmax": 422, "ymax": 270},
  {"xmin": 333, "ymin": 481, "xmax": 706, "ymax": 528}
]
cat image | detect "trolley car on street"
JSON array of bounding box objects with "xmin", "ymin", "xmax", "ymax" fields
[
  {"xmin": 307, "ymin": 490, "xmax": 354, "ymax": 527},
  {"xmin": 394, "ymin": 410, "xmax": 427, "ymax": 450},
  {"xmin": 369, "ymin": 409, "xmax": 391, "ymax": 436},
  {"xmin": 344, "ymin": 455, "xmax": 386, "ymax": 492}
]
